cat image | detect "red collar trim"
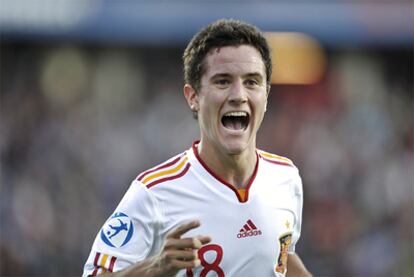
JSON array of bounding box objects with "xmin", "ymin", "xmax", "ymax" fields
[{"xmin": 192, "ymin": 140, "xmax": 259, "ymax": 203}]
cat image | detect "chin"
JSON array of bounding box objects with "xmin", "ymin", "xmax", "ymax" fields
[{"xmin": 221, "ymin": 140, "xmax": 250, "ymax": 155}]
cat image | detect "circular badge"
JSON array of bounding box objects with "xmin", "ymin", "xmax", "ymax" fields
[{"xmin": 100, "ymin": 212, "xmax": 134, "ymax": 248}]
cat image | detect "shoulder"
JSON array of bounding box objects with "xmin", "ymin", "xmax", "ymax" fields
[
  {"xmin": 258, "ymin": 149, "xmax": 302, "ymax": 194},
  {"xmin": 257, "ymin": 149, "xmax": 296, "ymax": 169},
  {"xmin": 135, "ymin": 151, "xmax": 191, "ymax": 189}
]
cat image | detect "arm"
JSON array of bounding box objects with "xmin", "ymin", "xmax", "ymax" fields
[
  {"xmin": 287, "ymin": 253, "xmax": 312, "ymax": 277},
  {"xmin": 97, "ymin": 220, "xmax": 211, "ymax": 277}
]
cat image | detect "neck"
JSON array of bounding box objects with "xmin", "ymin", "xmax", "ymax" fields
[{"xmin": 196, "ymin": 140, "xmax": 257, "ymax": 189}]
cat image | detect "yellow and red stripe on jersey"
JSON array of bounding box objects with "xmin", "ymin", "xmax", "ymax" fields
[
  {"xmin": 258, "ymin": 150, "xmax": 294, "ymax": 167},
  {"xmin": 137, "ymin": 153, "xmax": 191, "ymax": 188},
  {"xmin": 90, "ymin": 252, "xmax": 116, "ymax": 276}
]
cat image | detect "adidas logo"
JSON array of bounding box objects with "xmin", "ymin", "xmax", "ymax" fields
[{"xmin": 237, "ymin": 219, "xmax": 262, "ymax": 238}]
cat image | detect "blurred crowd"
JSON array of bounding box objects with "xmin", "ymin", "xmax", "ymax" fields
[{"xmin": 0, "ymin": 42, "xmax": 413, "ymax": 276}]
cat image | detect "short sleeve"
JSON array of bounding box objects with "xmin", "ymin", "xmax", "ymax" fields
[
  {"xmin": 82, "ymin": 180, "xmax": 161, "ymax": 276},
  {"xmin": 288, "ymin": 171, "xmax": 303, "ymax": 254}
]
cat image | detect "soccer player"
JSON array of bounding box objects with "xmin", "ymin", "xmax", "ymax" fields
[{"xmin": 83, "ymin": 19, "xmax": 312, "ymax": 277}]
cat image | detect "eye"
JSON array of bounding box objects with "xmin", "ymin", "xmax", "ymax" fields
[
  {"xmin": 245, "ymin": 79, "xmax": 259, "ymax": 87},
  {"xmin": 214, "ymin": 79, "xmax": 230, "ymax": 88}
]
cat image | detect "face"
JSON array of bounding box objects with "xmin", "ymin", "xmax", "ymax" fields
[{"xmin": 184, "ymin": 45, "xmax": 268, "ymax": 156}]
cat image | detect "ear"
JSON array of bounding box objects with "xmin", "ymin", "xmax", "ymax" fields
[
  {"xmin": 265, "ymin": 85, "xmax": 270, "ymax": 112},
  {"xmin": 183, "ymin": 84, "xmax": 199, "ymax": 112}
]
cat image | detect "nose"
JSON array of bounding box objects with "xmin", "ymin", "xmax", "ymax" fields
[{"xmin": 228, "ymin": 80, "xmax": 247, "ymax": 104}]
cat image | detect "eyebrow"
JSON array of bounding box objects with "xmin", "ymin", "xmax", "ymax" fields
[
  {"xmin": 210, "ymin": 73, "xmax": 232, "ymax": 79},
  {"xmin": 244, "ymin": 72, "xmax": 263, "ymax": 80},
  {"xmin": 210, "ymin": 72, "xmax": 264, "ymax": 79}
]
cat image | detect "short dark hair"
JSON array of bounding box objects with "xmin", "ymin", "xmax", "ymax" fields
[{"xmin": 183, "ymin": 19, "xmax": 272, "ymax": 93}]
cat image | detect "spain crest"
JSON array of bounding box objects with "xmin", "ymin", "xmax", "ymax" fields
[{"xmin": 275, "ymin": 232, "xmax": 292, "ymax": 274}]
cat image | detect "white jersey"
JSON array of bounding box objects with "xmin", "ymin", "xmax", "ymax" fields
[{"xmin": 83, "ymin": 142, "xmax": 303, "ymax": 277}]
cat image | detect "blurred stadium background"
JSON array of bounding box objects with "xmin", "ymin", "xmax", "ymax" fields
[{"xmin": 1, "ymin": 1, "xmax": 413, "ymax": 276}]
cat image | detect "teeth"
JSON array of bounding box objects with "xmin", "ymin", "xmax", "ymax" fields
[{"xmin": 224, "ymin": 111, "xmax": 247, "ymax": 117}]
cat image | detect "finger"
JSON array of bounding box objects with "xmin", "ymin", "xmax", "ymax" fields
[
  {"xmin": 167, "ymin": 220, "xmax": 201, "ymax": 239},
  {"xmin": 164, "ymin": 249, "xmax": 198, "ymax": 261},
  {"xmin": 165, "ymin": 237, "xmax": 205, "ymax": 250},
  {"xmin": 170, "ymin": 258, "xmax": 201, "ymax": 269},
  {"xmin": 197, "ymin": 235, "xmax": 212, "ymax": 245}
]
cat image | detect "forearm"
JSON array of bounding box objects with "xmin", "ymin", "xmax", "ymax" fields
[
  {"xmin": 96, "ymin": 256, "xmax": 177, "ymax": 277},
  {"xmin": 287, "ymin": 253, "xmax": 312, "ymax": 277},
  {"xmin": 91, "ymin": 221, "xmax": 209, "ymax": 277}
]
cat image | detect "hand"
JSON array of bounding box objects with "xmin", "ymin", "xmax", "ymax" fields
[{"xmin": 154, "ymin": 220, "xmax": 212, "ymax": 276}]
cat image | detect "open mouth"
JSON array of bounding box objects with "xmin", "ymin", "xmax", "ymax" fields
[{"xmin": 221, "ymin": 111, "xmax": 249, "ymax": 131}]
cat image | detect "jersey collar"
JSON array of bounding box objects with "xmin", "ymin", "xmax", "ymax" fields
[{"xmin": 188, "ymin": 140, "xmax": 259, "ymax": 203}]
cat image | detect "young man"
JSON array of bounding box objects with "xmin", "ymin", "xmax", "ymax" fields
[{"xmin": 83, "ymin": 19, "xmax": 312, "ymax": 277}]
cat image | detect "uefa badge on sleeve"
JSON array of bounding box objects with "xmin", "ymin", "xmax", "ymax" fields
[{"xmin": 100, "ymin": 212, "xmax": 134, "ymax": 248}]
